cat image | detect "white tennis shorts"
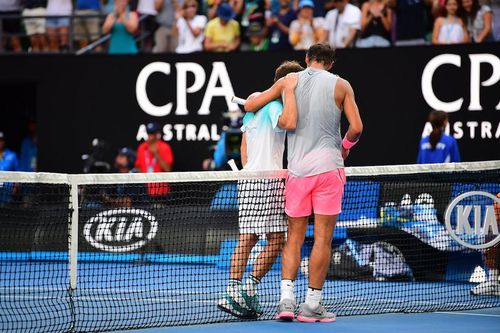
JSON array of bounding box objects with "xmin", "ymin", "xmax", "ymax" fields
[{"xmin": 238, "ymin": 179, "xmax": 287, "ymax": 235}]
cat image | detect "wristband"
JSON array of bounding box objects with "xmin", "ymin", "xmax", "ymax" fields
[{"xmin": 342, "ymin": 135, "xmax": 358, "ymax": 150}]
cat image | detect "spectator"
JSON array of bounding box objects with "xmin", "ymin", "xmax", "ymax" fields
[
  {"xmin": 388, "ymin": 0, "xmax": 432, "ymax": 46},
  {"xmin": 0, "ymin": 132, "xmax": 18, "ymax": 171},
  {"xmin": 137, "ymin": 0, "xmax": 158, "ymax": 51},
  {"xmin": 357, "ymin": 0, "xmax": 392, "ymax": 47},
  {"xmin": 99, "ymin": 147, "xmax": 142, "ymax": 208},
  {"xmin": 19, "ymin": 119, "xmax": 37, "ymax": 172},
  {"xmin": 0, "ymin": 0, "xmax": 22, "ymax": 52},
  {"xmin": 242, "ymin": 12, "xmax": 269, "ymax": 50},
  {"xmin": 103, "ymin": 0, "xmax": 139, "ymax": 53},
  {"xmin": 46, "ymin": 0, "xmax": 72, "ymax": 52},
  {"xmin": 22, "ymin": 0, "xmax": 49, "ymax": 52},
  {"xmin": 0, "ymin": 132, "xmax": 18, "ymax": 205},
  {"xmin": 324, "ymin": 0, "xmax": 335, "ymax": 12},
  {"xmin": 240, "ymin": 0, "xmax": 266, "ymax": 34},
  {"xmin": 204, "ymin": 2, "xmax": 241, "ymax": 52},
  {"xmin": 135, "ymin": 122, "xmax": 174, "ymax": 196},
  {"xmin": 460, "ymin": 0, "xmax": 494, "ymax": 42},
  {"xmin": 417, "ymin": 111, "xmax": 460, "ymax": 164},
  {"xmin": 322, "ymin": 0, "xmax": 361, "ymax": 48},
  {"xmin": 114, "ymin": 147, "xmax": 138, "ymax": 173},
  {"xmin": 207, "ymin": 0, "xmax": 244, "ymax": 20},
  {"xmin": 74, "ymin": 0, "xmax": 102, "ymax": 49},
  {"xmin": 173, "ymin": 0, "xmax": 207, "ymax": 53},
  {"xmin": 153, "ymin": 0, "xmax": 180, "ymax": 53},
  {"xmin": 267, "ymin": 0, "xmax": 296, "ymax": 51},
  {"xmin": 432, "ymin": 0, "xmax": 469, "ymax": 44},
  {"xmin": 289, "ymin": 0, "xmax": 324, "ymax": 50}
]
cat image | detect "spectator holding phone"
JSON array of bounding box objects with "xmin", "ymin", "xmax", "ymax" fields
[{"xmin": 267, "ymin": 0, "xmax": 296, "ymax": 51}]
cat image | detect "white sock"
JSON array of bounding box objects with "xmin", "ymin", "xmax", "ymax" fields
[
  {"xmin": 227, "ymin": 279, "xmax": 241, "ymax": 296},
  {"xmin": 280, "ymin": 279, "xmax": 295, "ymax": 302},
  {"xmin": 305, "ymin": 288, "xmax": 322, "ymax": 308},
  {"xmin": 489, "ymin": 269, "xmax": 499, "ymax": 283},
  {"xmin": 243, "ymin": 275, "xmax": 260, "ymax": 297}
]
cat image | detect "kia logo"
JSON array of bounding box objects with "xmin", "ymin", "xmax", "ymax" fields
[{"xmin": 83, "ymin": 209, "xmax": 158, "ymax": 253}]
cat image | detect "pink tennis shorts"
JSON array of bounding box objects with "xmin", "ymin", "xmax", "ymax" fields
[{"xmin": 285, "ymin": 168, "xmax": 346, "ymax": 217}]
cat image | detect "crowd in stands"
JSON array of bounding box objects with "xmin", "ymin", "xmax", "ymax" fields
[{"xmin": 0, "ymin": 0, "xmax": 497, "ymax": 53}]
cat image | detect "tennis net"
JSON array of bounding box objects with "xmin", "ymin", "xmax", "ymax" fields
[{"xmin": 1, "ymin": 161, "xmax": 500, "ymax": 332}]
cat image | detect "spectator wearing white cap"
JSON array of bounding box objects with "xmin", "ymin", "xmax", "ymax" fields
[{"xmin": 289, "ymin": 0, "xmax": 324, "ymax": 50}]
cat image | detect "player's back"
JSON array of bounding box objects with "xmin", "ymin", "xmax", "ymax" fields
[
  {"xmin": 242, "ymin": 100, "xmax": 286, "ymax": 171},
  {"xmin": 288, "ymin": 67, "xmax": 343, "ymax": 177}
]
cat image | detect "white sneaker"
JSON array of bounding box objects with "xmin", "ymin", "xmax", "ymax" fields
[{"xmin": 470, "ymin": 281, "xmax": 500, "ymax": 296}]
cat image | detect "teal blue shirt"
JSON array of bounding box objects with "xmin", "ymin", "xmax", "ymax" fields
[
  {"xmin": 241, "ymin": 100, "xmax": 285, "ymax": 170},
  {"xmin": 109, "ymin": 21, "xmax": 138, "ymax": 54}
]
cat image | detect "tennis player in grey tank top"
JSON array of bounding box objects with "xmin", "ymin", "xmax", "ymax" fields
[
  {"xmin": 288, "ymin": 67, "xmax": 344, "ymax": 177},
  {"xmin": 245, "ymin": 44, "xmax": 363, "ymax": 322}
]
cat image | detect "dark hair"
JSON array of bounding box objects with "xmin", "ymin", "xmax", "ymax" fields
[
  {"xmin": 306, "ymin": 43, "xmax": 336, "ymax": 67},
  {"xmin": 274, "ymin": 60, "xmax": 304, "ymax": 82},
  {"xmin": 459, "ymin": 0, "xmax": 480, "ymax": 21},
  {"xmin": 428, "ymin": 111, "xmax": 448, "ymax": 150}
]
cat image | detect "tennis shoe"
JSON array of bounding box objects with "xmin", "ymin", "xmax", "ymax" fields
[
  {"xmin": 296, "ymin": 303, "xmax": 336, "ymax": 323},
  {"xmin": 217, "ymin": 291, "xmax": 257, "ymax": 319},
  {"xmin": 470, "ymin": 281, "xmax": 500, "ymax": 296},
  {"xmin": 241, "ymin": 289, "xmax": 263, "ymax": 317},
  {"xmin": 276, "ymin": 298, "xmax": 296, "ymax": 321}
]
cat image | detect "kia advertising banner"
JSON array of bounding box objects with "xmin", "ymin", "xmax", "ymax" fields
[{"xmin": 0, "ymin": 44, "xmax": 498, "ymax": 173}]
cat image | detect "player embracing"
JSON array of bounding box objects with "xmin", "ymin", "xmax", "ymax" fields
[
  {"xmin": 245, "ymin": 43, "xmax": 363, "ymax": 322},
  {"xmin": 217, "ymin": 61, "xmax": 304, "ymax": 318}
]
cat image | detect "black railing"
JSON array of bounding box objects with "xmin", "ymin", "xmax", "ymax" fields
[{"xmin": 0, "ymin": 13, "xmax": 150, "ymax": 55}]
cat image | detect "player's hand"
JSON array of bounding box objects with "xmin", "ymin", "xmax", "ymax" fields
[
  {"xmin": 283, "ymin": 73, "xmax": 298, "ymax": 92},
  {"xmin": 342, "ymin": 147, "xmax": 350, "ymax": 160}
]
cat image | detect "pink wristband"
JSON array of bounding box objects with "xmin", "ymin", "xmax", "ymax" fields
[{"xmin": 342, "ymin": 136, "xmax": 358, "ymax": 150}]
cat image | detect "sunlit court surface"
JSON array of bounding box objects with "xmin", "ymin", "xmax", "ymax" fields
[{"xmin": 1, "ymin": 1, "xmax": 500, "ymax": 331}]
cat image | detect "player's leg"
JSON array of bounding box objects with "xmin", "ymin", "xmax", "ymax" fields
[
  {"xmin": 277, "ymin": 174, "xmax": 312, "ymax": 320},
  {"xmin": 241, "ymin": 231, "xmax": 286, "ymax": 316},
  {"xmin": 218, "ymin": 233, "xmax": 259, "ymax": 318},
  {"xmin": 278, "ymin": 216, "xmax": 308, "ymax": 319},
  {"xmin": 472, "ymin": 193, "xmax": 500, "ymax": 296},
  {"xmin": 296, "ymin": 169, "xmax": 344, "ymax": 323}
]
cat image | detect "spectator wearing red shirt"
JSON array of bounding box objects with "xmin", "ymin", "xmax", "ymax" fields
[{"xmin": 135, "ymin": 122, "xmax": 174, "ymax": 196}]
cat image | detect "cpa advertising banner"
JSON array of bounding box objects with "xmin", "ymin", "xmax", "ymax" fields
[{"xmin": 0, "ymin": 43, "xmax": 498, "ymax": 173}]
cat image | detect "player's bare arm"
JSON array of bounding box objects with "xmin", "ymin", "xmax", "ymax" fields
[
  {"xmin": 278, "ymin": 74, "xmax": 299, "ymax": 130},
  {"xmin": 244, "ymin": 79, "xmax": 284, "ymax": 113},
  {"xmin": 336, "ymin": 78, "xmax": 363, "ymax": 160}
]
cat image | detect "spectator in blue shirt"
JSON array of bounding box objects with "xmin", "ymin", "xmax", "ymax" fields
[
  {"xmin": 0, "ymin": 132, "xmax": 18, "ymax": 171},
  {"xmin": 417, "ymin": 111, "xmax": 461, "ymax": 164},
  {"xmin": 19, "ymin": 119, "xmax": 37, "ymax": 172},
  {"xmin": 267, "ymin": 0, "xmax": 296, "ymax": 51},
  {"xmin": 0, "ymin": 132, "xmax": 18, "ymax": 204}
]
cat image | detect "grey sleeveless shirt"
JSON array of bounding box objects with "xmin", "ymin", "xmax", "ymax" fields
[{"xmin": 287, "ymin": 67, "xmax": 343, "ymax": 177}]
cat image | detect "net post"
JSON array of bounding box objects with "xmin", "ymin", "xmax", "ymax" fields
[{"xmin": 69, "ymin": 178, "xmax": 79, "ymax": 290}]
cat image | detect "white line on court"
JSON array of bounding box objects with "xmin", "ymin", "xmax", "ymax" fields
[{"xmin": 434, "ymin": 311, "xmax": 500, "ymax": 318}]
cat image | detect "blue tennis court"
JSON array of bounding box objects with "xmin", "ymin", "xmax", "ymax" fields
[
  {"xmin": 117, "ymin": 307, "xmax": 500, "ymax": 333},
  {"xmin": 2, "ymin": 261, "xmax": 500, "ymax": 332}
]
